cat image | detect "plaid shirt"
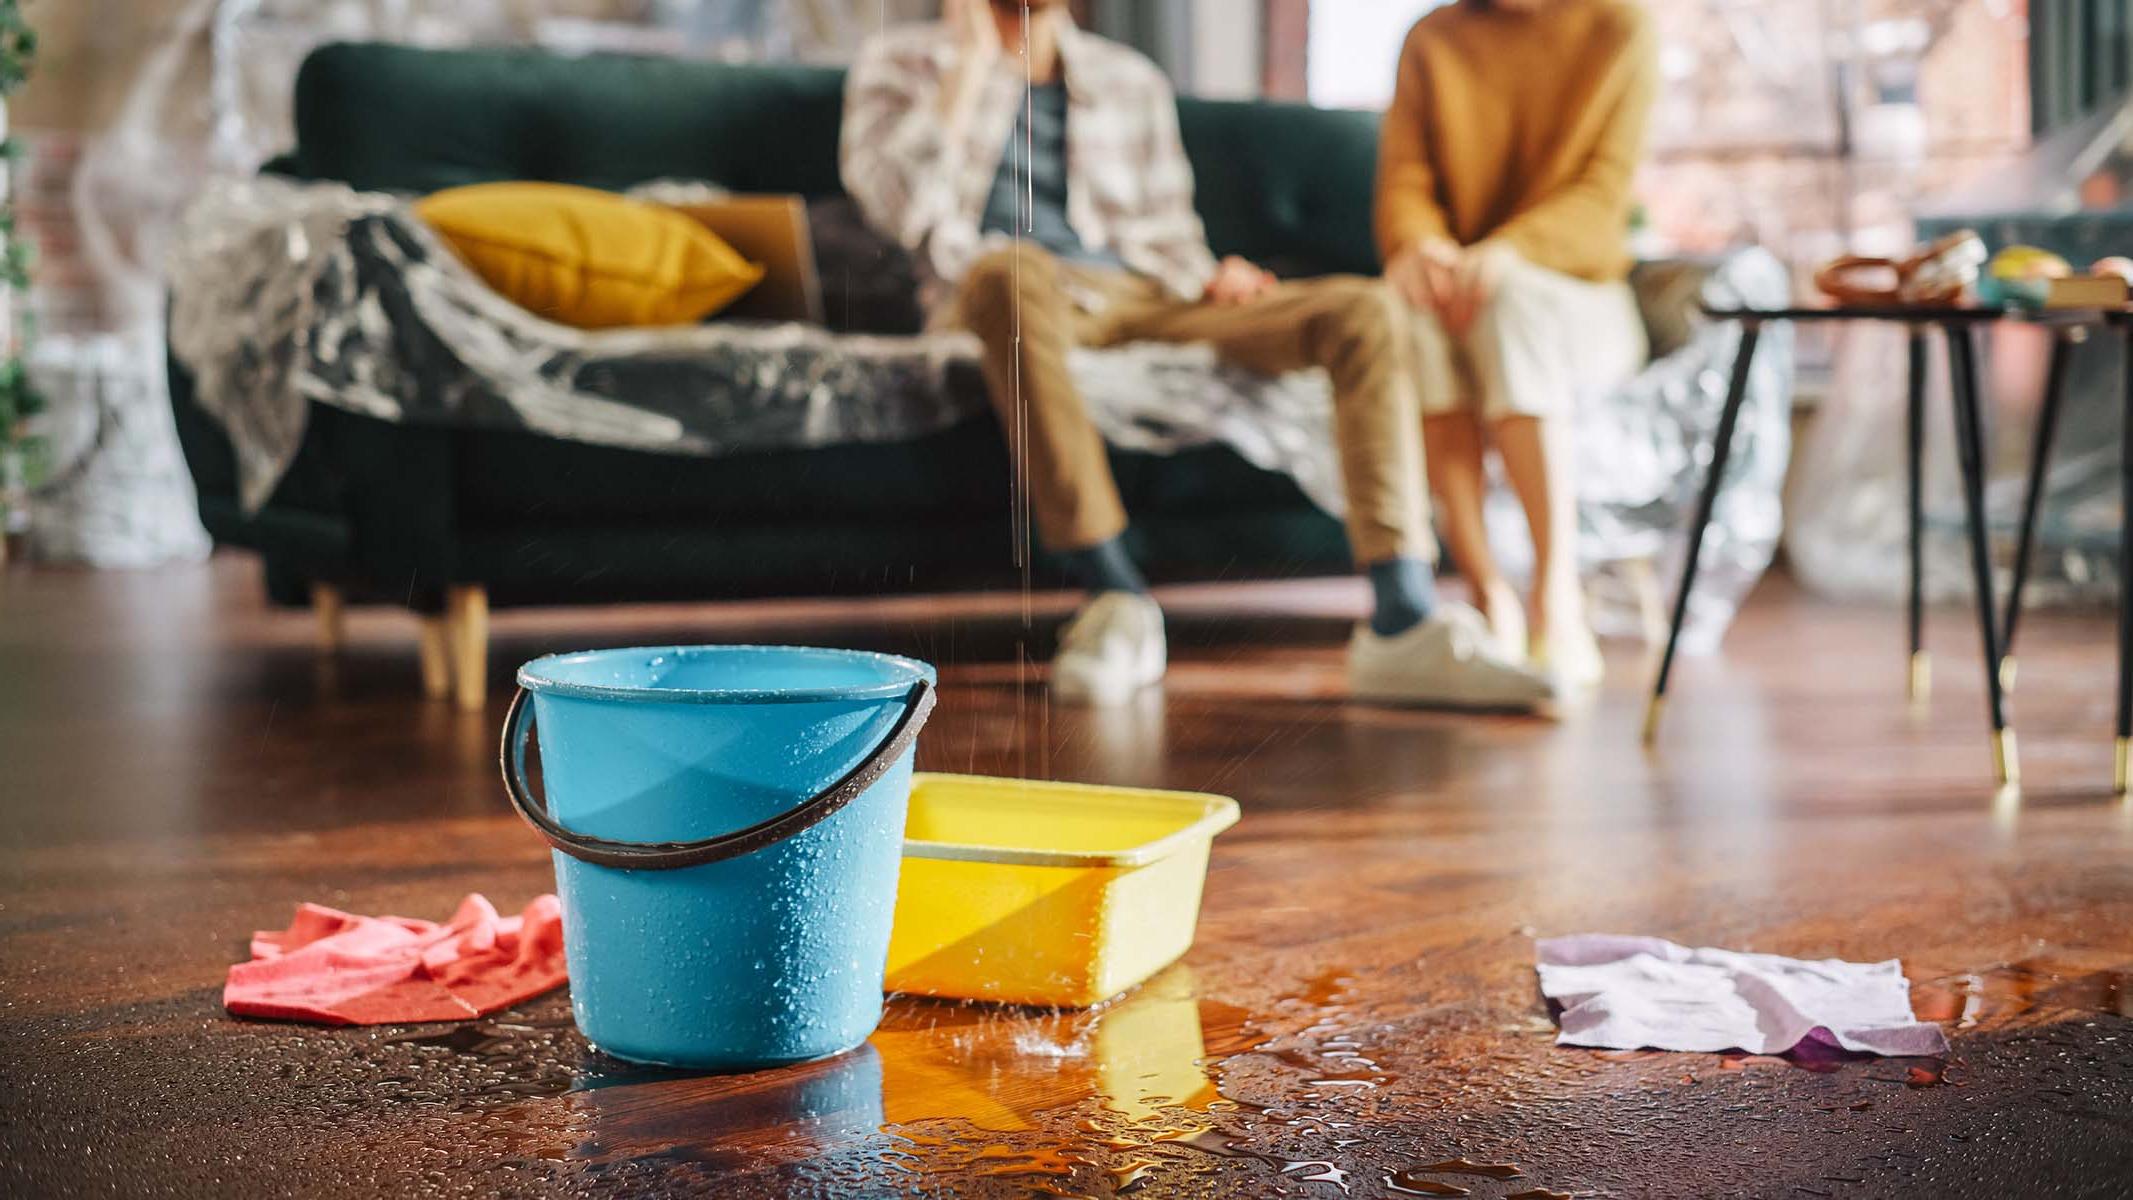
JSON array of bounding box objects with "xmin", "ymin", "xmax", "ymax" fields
[{"xmin": 840, "ymin": 19, "xmax": 1219, "ymax": 313}]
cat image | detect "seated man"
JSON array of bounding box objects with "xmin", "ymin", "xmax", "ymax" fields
[{"xmin": 841, "ymin": 0, "xmax": 1551, "ymax": 711}]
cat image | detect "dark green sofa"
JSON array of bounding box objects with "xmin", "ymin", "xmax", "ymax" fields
[
  {"xmin": 169, "ymin": 41, "xmax": 1760, "ymax": 707},
  {"xmin": 171, "ymin": 42, "xmax": 1389, "ymax": 704}
]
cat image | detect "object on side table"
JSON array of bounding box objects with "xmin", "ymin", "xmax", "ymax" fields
[
  {"xmin": 2042, "ymin": 254, "xmax": 2133, "ymax": 308},
  {"xmin": 1977, "ymin": 245, "xmax": 2072, "ymax": 310},
  {"xmin": 1812, "ymin": 230, "xmax": 1987, "ymax": 306},
  {"xmin": 2044, "ymin": 273, "xmax": 2129, "ymax": 308}
]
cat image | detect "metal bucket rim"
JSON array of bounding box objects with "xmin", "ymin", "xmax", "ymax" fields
[{"xmin": 516, "ymin": 644, "xmax": 935, "ymax": 707}]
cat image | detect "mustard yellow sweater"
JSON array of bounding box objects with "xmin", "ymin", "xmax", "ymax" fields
[{"xmin": 1375, "ymin": 0, "xmax": 1658, "ymax": 282}]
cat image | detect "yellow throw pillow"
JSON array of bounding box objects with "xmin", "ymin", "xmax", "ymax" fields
[{"xmin": 414, "ymin": 181, "xmax": 764, "ymax": 329}]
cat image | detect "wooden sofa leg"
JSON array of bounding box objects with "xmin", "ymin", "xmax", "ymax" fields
[
  {"xmin": 416, "ymin": 615, "xmax": 452, "ymax": 700},
  {"xmin": 311, "ymin": 583, "xmax": 346, "ymax": 655},
  {"xmin": 446, "ymin": 585, "xmax": 489, "ymax": 712}
]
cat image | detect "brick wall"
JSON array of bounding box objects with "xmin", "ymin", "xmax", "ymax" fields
[
  {"xmin": 1639, "ymin": 0, "xmax": 2031, "ymax": 275},
  {"xmin": 15, "ymin": 131, "xmax": 104, "ymax": 337}
]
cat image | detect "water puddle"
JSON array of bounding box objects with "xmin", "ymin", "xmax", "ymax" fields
[
  {"xmin": 1215, "ymin": 965, "xmax": 1399, "ymax": 1093},
  {"xmin": 1110, "ymin": 1158, "xmax": 1159, "ymax": 1191},
  {"xmin": 1387, "ymin": 1175, "xmax": 1471, "ymax": 1196},
  {"xmin": 1414, "ymin": 1158, "xmax": 1524, "ymax": 1179},
  {"xmin": 1911, "ymin": 954, "xmax": 2133, "ymax": 1030},
  {"xmin": 355, "ymin": 959, "xmax": 1597, "ymax": 1194},
  {"xmin": 1385, "ymin": 1158, "xmax": 1533, "ymax": 1196},
  {"xmin": 1154, "ymin": 1127, "xmax": 1351, "ymax": 1193}
]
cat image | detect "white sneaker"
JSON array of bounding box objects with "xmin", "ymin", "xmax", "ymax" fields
[
  {"xmin": 1531, "ymin": 624, "xmax": 1605, "ymax": 691},
  {"xmin": 1052, "ymin": 592, "xmax": 1165, "ymax": 705},
  {"xmin": 1347, "ymin": 603, "xmax": 1558, "ymax": 713}
]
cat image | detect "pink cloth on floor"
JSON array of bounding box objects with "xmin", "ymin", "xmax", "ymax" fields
[{"xmin": 224, "ymin": 894, "xmax": 567, "ymax": 1025}]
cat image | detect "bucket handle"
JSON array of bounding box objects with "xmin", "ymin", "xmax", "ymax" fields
[{"xmin": 500, "ymin": 678, "xmax": 935, "ymax": 871}]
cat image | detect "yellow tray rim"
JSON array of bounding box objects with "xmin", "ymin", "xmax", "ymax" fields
[{"xmin": 902, "ymin": 772, "xmax": 1240, "ymax": 870}]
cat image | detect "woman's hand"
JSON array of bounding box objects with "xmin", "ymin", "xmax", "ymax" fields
[
  {"xmin": 1388, "ymin": 238, "xmax": 1510, "ymax": 336},
  {"xmin": 1386, "ymin": 237, "xmax": 1463, "ymax": 323}
]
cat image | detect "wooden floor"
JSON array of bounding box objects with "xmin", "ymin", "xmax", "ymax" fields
[{"xmin": 2, "ymin": 555, "xmax": 2129, "ymax": 1198}]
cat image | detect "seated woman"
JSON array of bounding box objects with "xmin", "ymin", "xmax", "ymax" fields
[{"xmin": 1375, "ymin": 0, "xmax": 1658, "ymax": 686}]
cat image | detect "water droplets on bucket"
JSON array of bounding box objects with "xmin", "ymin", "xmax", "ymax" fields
[{"xmin": 503, "ymin": 645, "xmax": 936, "ymax": 1070}]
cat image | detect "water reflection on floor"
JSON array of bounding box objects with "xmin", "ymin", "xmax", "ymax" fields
[
  {"xmin": 369, "ymin": 962, "xmax": 1596, "ymax": 1196},
  {"xmin": 349, "ymin": 943, "xmax": 2133, "ymax": 1196},
  {"xmin": 558, "ymin": 965, "xmax": 1254, "ymax": 1193}
]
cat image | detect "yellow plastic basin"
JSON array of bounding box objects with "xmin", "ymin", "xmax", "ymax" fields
[{"xmin": 885, "ymin": 773, "xmax": 1240, "ymax": 1008}]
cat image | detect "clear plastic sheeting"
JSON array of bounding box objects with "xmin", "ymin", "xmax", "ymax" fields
[
  {"xmin": 78, "ymin": 1, "xmax": 947, "ymax": 325},
  {"xmin": 1534, "ymin": 255, "xmax": 1793, "ymax": 651},
  {"xmin": 1794, "ymin": 79, "xmax": 2132, "ymax": 613},
  {"xmin": 1787, "ymin": 320, "xmax": 2121, "ymax": 610},
  {"xmin": 163, "ymin": 177, "xmax": 1331, "ymax": 515},
  {"xmin": 53, "ymin": 0, "xmax": 572, "ymax": 568},
  {"xmin": 170, "ymin": 179, "xmax": 1793, "ymax": 647},
  {"xmin": 23, "ymin": 333, "xmax": 213, "ymax": 569}
]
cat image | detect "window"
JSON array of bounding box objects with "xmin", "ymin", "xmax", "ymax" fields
[{"xmin": 1305, "ymin": 0, "xmax": 1449, "ymax": 109}]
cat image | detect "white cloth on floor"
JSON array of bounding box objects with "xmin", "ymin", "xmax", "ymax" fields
[{"xmin": 1535, "ymin": 934, "xmax": 1950, "ymax": 1057}]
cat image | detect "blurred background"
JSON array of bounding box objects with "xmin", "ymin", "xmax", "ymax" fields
[{"xmin": 0, "ymin": 0, "xmax": 2121, "ymax": 610}]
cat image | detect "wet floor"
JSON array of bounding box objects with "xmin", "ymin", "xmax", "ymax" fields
[{"xmin": 4, "ymin": 561, "xmax": 2133, "ymax": 1196}]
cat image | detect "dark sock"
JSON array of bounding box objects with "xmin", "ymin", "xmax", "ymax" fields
[
  {"xmin": 1062, "ymin": 536, "xmax": 1149, "ymax": 596},
  {"xmin": 1367, "ymin": 556, "xmax": 1438, "ymax": 637}
]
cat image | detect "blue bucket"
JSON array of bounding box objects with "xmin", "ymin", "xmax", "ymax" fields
[{"xmin": 502, "ymin": 645, "xmax": 936, "ymax": 1070}]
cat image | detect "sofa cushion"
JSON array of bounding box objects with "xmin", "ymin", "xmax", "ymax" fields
[
  {"xmin": 286, "ymin": 44, "xmax": 1386, "ymax": 279},
  {"xmin": 809, "ymin": 196, "xmax": 926, "ymax": 336},
  {"xmin": 291, "ymin": 43, "xmax": 848, "ymax": 197},
  {"xmin": 1177, "ymin": 98, "xmax": 1383, "ymax": 278},
  {"xmin": 416, "ymin": 182, "xmax": 763, "ymax": 328}
]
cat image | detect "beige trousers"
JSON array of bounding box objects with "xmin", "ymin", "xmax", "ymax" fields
[
  {"xmin": 948, "ymin": 245, "xmax": 1434, "ymax": 566},
  {"xmin": 1409, "ymin": 254, "xmax": 1648, "ymax": 418}
]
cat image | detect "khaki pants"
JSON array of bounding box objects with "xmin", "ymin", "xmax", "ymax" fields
[{"xmin": 947, "ymin": 245, "xmax": 1433, "ymax": 566}]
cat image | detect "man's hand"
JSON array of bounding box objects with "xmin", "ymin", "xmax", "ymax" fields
[
  {"xmin": 945, "ymin": 0, "xmax": 1003, "ymax": 63},
  {"xmin": 1203, "ymin": 255, "xmax": 1278, "ymax": 306},
  {"xmin": 938, "ymin": 0, "xmax": 1002, "ymax": 124}
]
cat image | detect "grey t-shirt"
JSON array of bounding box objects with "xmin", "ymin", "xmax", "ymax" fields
[{"xmin": 979, "ymin": 82, "xmax": 1118, "ymax": 265}]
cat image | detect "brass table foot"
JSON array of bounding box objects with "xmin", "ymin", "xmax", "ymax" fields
[
  {"xmin": 1908, "ymin": 651, "xmax": 1932, "ymax": 703},
  {"xmin": 1991, "ymin": 729, "xmax": 2021, "ymax": 788},
  {"xmin": 1997, "ymin": 655, "xmax": 2017, "ymax": 694},
  {"xmin": 1642, "ymin": 695, "xmax": 1665, "ymax": 746}
]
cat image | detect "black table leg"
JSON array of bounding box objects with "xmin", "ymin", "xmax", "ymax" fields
[
  {"xmin": 2118, "ymin": 325, "xmax": 2132, "ymax": 795},
  {"xmin": 1943, "ymin": 322, "xmax": 2015, "ymax": 785},
  {"xmin": 1906, "ymin": 325, "xmax": 1929, "ymax": 703},
  {"xmin": 1645, "ymin": 320, "xmax": 1762, "ymax": 745},
  {"xmin": 2002, "ymin": 327, "xmax": 2076, "ymax": 694}
]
